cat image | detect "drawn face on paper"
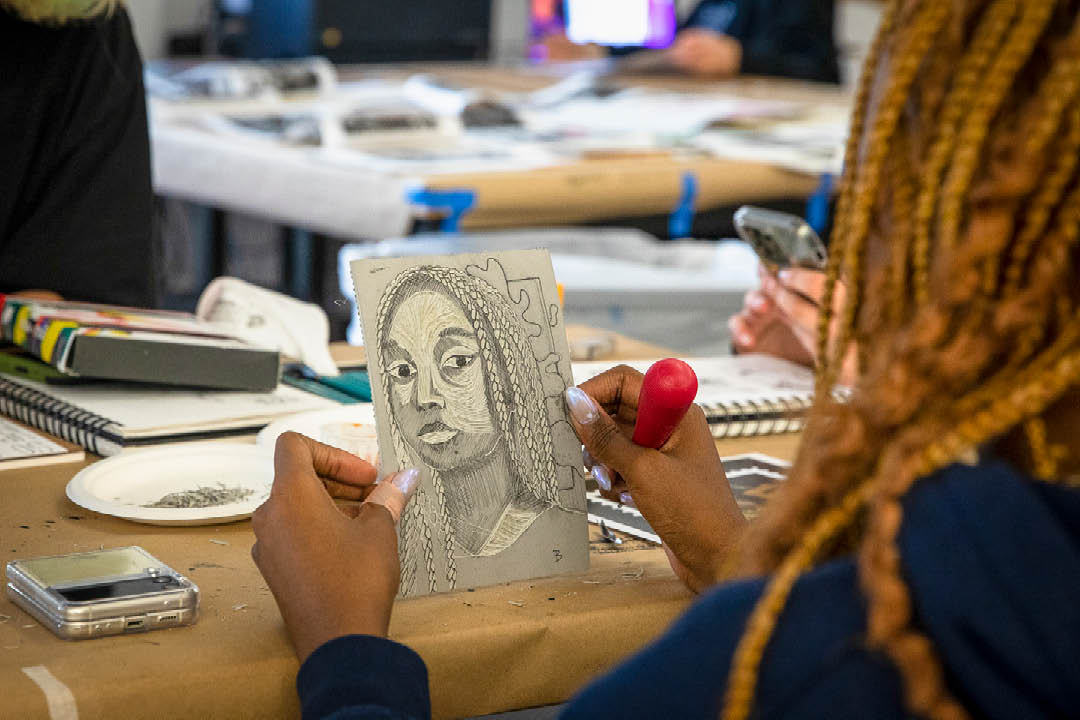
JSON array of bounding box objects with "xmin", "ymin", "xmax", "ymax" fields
[{"xmin": 384, "ymin": 290, "xmax": 500, "ymax": 470}]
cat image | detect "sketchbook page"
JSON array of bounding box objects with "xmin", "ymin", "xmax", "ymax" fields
[
  {"xmin": 0, "ymin": 417, "xmax": 85, "ymax": 470},
  {"xmin": 0, "ymin": 417, "xmax": 65, "ymax": 459},
  {"xmin": 2, "ymin": 378, "xmax": 339, "ymax": 438},
  {"xmin": 351, "ymin": 249, "xmax": 589, "ymax": 596},
  {"xmin": 573, "ymin": 355, "xmax": 816, "ymax": 405}
]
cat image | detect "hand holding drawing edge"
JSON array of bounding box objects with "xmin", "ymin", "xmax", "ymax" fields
[{"xmin": 252, "ymin": 432, "xmax": 420, "ymax": 662}]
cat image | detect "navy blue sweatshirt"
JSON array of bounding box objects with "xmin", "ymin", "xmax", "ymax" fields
[
  {"xmin": 296, "ymin": 460, "xmax": 1080, "ymax": 719},
  {"xmin": 683, "ymin": 0, "xmax": 839, "ymax": 84}
]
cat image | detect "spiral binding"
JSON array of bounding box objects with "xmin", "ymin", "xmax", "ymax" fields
[
  {"xmin": 701, "ymin": 394, "xmax": 815, "ymax": 439},
  {"xmin": 0, "ymin": 377, "xmax": 115, "ymax": 455}
]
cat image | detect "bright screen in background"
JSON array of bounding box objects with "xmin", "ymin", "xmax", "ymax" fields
[{"xmin": 564, "ymin": 0, "xmax": 676, "ymax": 48}]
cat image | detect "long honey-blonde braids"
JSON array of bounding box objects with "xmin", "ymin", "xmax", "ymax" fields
[{"xmin": 723, "ymin": 1, "xmax": 1080, "ymax": 719}]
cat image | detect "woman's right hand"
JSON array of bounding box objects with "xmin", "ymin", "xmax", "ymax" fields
[{"xmin": 565, "ymin": 367, "xmax": 747, "ymax": 593}]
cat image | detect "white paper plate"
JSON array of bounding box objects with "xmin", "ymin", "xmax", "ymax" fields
[
  {"xmin": 255, "ymin": 405, "xmax": 376, "ymax": 450},
  {"xmin": 66, "ymin": 443, "xmax": 273, "ymax": 526}
]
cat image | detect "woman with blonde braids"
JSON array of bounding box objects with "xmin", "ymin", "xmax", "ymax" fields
[
  {"xmin": 253, "ymin": 0, "xmax": 1080, "ymax": 716},
  {"xmin": 0, "ymin": 0, "xmax": 157, "ymax": 307}
]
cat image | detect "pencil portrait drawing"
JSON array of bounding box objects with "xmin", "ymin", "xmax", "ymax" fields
[{"xmin": 354, "ymin": 250, "xmax": 587, "ymax": 596}]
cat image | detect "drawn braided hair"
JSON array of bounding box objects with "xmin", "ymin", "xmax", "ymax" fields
[
  {"xmin": 723, "ymin": 1, "xmax": 1080, "ymax": 719},
  {"xmin": 375, "ymin": 265, "xmax": 562, "ymax": 595}
]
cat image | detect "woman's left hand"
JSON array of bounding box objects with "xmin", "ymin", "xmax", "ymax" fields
[
  {"xmin": 665, "ymin": 28, "xmax": 742, "ymax": 77},
  {"xmin": 251, "ymin": 432, "xmax": 420, "ymax": 663}
]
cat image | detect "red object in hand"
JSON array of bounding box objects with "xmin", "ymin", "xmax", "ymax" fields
[{"xmin": 631, "ymin": 358, "xmax": 698, "ymax": 449}]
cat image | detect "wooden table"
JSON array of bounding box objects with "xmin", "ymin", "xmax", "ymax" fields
[{"xmin": 0, "ymin": 336, "xmax": 801, "ymax": 719}]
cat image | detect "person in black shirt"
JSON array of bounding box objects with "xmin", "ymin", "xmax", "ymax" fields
[{"xmin": 0, "ymin": 1, "xmax": 157, "ymax": 307}]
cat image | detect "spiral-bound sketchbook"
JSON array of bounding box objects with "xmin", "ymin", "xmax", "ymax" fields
[
  {"xmin": 0, "ymin": 375, "xmax": 337, "ymax": 456},
  {"xmin": 572, "ymin": 355, "xmax": 817, "ymax": 438}
]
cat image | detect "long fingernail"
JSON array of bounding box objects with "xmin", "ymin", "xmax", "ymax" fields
[
  {"xmin": 391, "ymin": 468, "xmax": 421, "ymax": 498},
  {"xmin": 749, "ymin": 295, "xmax": 767, "ymax": 312},
  {"xmin": 619, "ymin": 492, "xmax": 635, "ymax": 507},
  {"xmin": 565, "ymin": 387, "xmax": 598, "ymax": 425},
  {"xmin": 737, "ymin": 331, "xmax": 754, "ymax": 348},
  {"xmin": 592, "ymin": 464, "xmax": 614, "ymax": 492},
  {"xmin": 778, "ymin": 269, "xmax": 793, "ymax": 283}
]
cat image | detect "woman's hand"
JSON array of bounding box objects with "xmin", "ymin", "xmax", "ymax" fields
[
  {"xmin": 565, "ymin": 368, "xmax": 747, "ymax": 592},
  {"xmin": 665, "ymin": 28, "xmax": 742, "ymax": 77},
  {"xmin": 251, "ymin": 432, "xmax": 420, "ymax": 664},
  {"xmin": 540, "ymin": 32, "xmax": 607, "ymax": 62}
]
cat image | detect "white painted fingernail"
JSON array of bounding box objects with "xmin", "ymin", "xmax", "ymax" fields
[
  {"xmin": 391, "ymin": 468, "xmax": 421, "ymax": 499},
  {"xmin": 619, "ymin": 492, "xmax": 635, "ymax": 507},
  {"xmin": 565, "ymin": 387, "xmax": 599, "ymax": 425},
  {"xmin": 592, "ymin": 465, "xmax": 614, "ymax": 492}
]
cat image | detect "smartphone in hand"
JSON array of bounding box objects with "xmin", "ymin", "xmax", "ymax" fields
[{"xmin": 734, "ymin": 206, "xmax": 827, "ymax": 272}]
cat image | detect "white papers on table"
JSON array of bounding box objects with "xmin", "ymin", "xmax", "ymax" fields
[
  {"xmin": 521, "ymin": 89, "xmax": 800, "ymax": 139},
  {"xmin": 0, "ymin": 417, "xmax": 66, "ymax": 461},
  {"xmin": 150, "ymin": 121, "xmax": 414, "ymax": 239},
  {"xmin": 693, "ymin": 108, "xmax": 850, "ymax": 175}
]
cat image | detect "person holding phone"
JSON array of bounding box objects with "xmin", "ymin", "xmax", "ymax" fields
[{"xmin": 254, "ymin": 1, "xmax": 1080, "ymax": 717}]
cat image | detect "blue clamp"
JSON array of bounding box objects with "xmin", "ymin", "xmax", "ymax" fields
[
  {"xmin": 668, "ymin": 171, "xmax": 698, "ymax": 239},
  {"xmin": 806, "ymin": 172, "xmax": 834, "ymax": 237},
  {"xmin": 407, "ymin": 188, "xmax": 477, "ymax": 233}
]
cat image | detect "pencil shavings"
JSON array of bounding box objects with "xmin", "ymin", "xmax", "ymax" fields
[{"xmin": 144, "ymin": 485, "xmax": 255, "ymax": 509}]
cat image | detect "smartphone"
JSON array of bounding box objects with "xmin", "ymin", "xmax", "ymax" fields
[
  {"xmin": 733, "ymin": 206, "xmax": 828, "ymax": 271},
  {"xmin": 5, "ymin": 546, "xmax": 199, "ymax": 640}
]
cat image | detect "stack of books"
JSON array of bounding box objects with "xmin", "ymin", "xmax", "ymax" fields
[
  {"xmin": 0, "ymin": 295, "xmax": 279, "ymax": 391},
  {"xmin": 0, "ymin": 295, "xmax": 337, "ymax": 456}
]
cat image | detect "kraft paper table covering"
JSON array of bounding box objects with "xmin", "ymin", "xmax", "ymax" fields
[
  {"xmin": 1, "ymin": 330, "xmax": 801, "ymax": 718},
  {"xmin": 0, "ymin": 458, "xmax": 683, "ymax": 719},
  {"xmin": 2, "ymin": 431, "xmax": 803, "ymax": 716},
  {"xmin": 1, "ymin": 432, "xmax": 801, "ymax": 719}
]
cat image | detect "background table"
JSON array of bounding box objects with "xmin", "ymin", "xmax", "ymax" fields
[{"xmin": 153, "ymin": 64, "xmax": 846, "ymax": 238}]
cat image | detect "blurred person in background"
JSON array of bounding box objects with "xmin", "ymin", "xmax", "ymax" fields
[{"xmin": 0, "ymin": 0, "xmax": 157, "ymax": 307}]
